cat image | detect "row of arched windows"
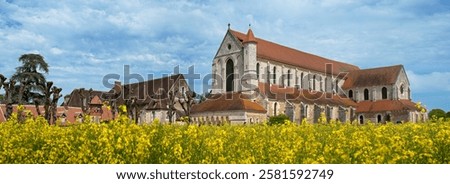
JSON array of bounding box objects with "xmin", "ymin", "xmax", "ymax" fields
[
  {"xmin": 255, "ymin": 63, "xmax": 338, "ymax": 92},
  {"xmin": 348, "ymin": 87, "xmax": 388, "ymax": 101}
]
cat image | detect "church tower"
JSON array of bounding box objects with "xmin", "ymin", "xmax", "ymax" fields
[{"xmin": 241, "ymin": 28, "xmax": 258, "ymax": 92}]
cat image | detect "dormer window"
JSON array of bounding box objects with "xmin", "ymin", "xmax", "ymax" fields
[{"xmin": 400, "ymin": 84, "xmax": 404, "ymax": 95}]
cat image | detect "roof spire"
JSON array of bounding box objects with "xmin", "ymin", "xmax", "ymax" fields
[
  {"xmin": 228, "ymin": 23, "xmax": 230, "ymax": 29},
  {"xmin": 244, "ymin": 26, "xmax": 257, "ymax": 44}
]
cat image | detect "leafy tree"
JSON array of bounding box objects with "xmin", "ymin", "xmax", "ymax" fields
[
  {"xmin": 268, "ymin": 114, "xmax": 290, "ymax": 125},
  {"xmin": 428, "ymin": 109, "xmax": 446, "ymax": 120},
  {"xmin": 11, "ymin": 53, "xmax": 49, "ymax": 104},
  {"xmin": 447, "ymin": 111, "xmax": 450, "ymax": 119}
]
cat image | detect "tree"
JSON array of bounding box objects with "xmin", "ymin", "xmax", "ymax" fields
[
  {"xmin": 447, "ymin": 111, "xmax": 450, "ymax": 119},
  {"xmin": 428, "ymin": 109, "xmax": 446, "ymax": 120},
  {"xmin": 268, "ymin": 114, "xmax": 290, "ymax": 125},
  {"xmin": 178, "ymin": 91, "xmax": 196, "ymax": 124},
  {"xmin": 11, "ymin": 53, "xmax": 49, "ymax": 104},
  {"xmin": 166, "ymin": 89, "xmax": 178, "ymax": 124}
]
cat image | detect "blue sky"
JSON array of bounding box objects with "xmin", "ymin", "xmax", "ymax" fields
[{"xmin": 0, "ymin": 0, "xmax": 449, "ymax": 111}]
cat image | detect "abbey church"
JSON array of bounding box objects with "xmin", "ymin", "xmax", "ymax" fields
[{"xmin": 191, "ymin": 27, "xmax": 427, "ymax": 124}]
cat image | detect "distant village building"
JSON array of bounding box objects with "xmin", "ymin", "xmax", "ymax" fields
[
  {"xmin": 106, "ymin": 74, "xmax": 190, "ymax": 123},
  {"xmin": 0, "ymin": 104, "xmax": 83, "ymax": 123},
  {"xmin": 63, "ymin": 88, "xmax": 114, "ymax": 123},
  {"xmin": 191, "ymin": 27, "xmax": 427, "ymax": 124},
  {"xmin": 64, "ymin": 74, "xmax": 191, "ymax": 124}
]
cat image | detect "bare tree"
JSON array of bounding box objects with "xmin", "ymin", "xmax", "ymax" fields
[
  {"xmin": 2, "ymin": 80, "xmax": 15, "ymax": 119},
  {"xmin": 166, "ymin": 89, "xmax": 178, "ymax": 124},
  {"xmin": 178, "ymin": 91, "xmax": 196, "ymax": 124},
  {"xmin": 43, "ymin": 81, "xmax": 53, "ymax": 123},
  {"xmin": 50, "ymin": 86, "xmax": 62, "ymax": 124}
]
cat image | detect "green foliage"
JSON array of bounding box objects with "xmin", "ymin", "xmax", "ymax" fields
[
  {"xmin": 9, "ymin": 53, "xmax": 50, "ymax": 104},
  {"xmin": 268, "ymin": 114, "xmax": 290, "ymax": 125},
  {"xmin": 429, "ymin": 109, "xmax": 446, "ymax": 120}
]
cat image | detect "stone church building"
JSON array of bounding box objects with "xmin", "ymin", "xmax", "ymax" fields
[{"xmin": 191, "ymin": 27, "xmax": 427, "ymax": 124}]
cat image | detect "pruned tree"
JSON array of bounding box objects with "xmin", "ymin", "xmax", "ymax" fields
[
  {"xmin": 2, "ymin": 80, "xmax": 16, "ymax": 119},
  {"xmin": 78, "ymin": 88, "xmax": 93, "ymax": 115},
  {"xmin": 125, "ymin": 96, "xmax": 140, "ymax": 124},
  {"xmin": 178, "ymin": 90, "xmax": 196, "ymax": 124},
  {"xmin": 43, "ymin": 81, "xmax": 54, "ymax": 123},
  {"xmin": 166, "ymin": 89, "xmax": 178, "ymax": 124}
]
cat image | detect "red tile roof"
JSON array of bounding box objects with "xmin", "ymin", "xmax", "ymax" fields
[
  {"xmin": 64, "ymin": 88, "xmax": 106, "ymax": 107},
  {"xmin": 355, "ymin": 99, "xmax": 418, "ymax": 113},
  {"xmin": 90, "ymin": 95, "xmax": 103, "ymax": 105},
  {"xmin": 0, "ymin": 104, "xmax": 115, "ymax": 123},
  {"xmin": 0, "ymin": 104, "xmax": 83, "ymax": 123},
  {"xmin": 342, "ymin": 65, "xmax": 403, "ymax": 89},
  {"xmin": 229, "ymin": 29, "xmax": 360, "ymax": 75},
  {"xmin": 192, "ymin": 92, "xmax": 266, "ymax": 113},
  {"xmin": 114, "ymin": 74, "xmax": 185, "ymax": 110},
  {"xmin": 243, "ymin": 28, "xmax": 257, "ymax": 44}
]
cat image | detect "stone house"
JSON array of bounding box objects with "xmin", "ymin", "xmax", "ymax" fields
[
  {"xmin": 107, "ymin": 74, "xmax": 191, "ymax": 124},
  {"xmin": 191, "ymin": 27, "xmax": 426, "ymax": 124}
]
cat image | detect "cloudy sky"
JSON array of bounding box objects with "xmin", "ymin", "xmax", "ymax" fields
[{"xmin": 1, "ymin": 0, "xmax": 449, "ymax": 110}]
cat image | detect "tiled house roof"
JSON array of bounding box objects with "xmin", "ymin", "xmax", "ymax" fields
[
  {"xmin": 64, "ymin": 88, "xmax": 106, "ymax": 107},
  {"xmin": 114, "ymin": 74, "xmax": 186, "ymax": 110},
  {"xmin": 229, "ymin": 29, "xmax": 360, "ymax": 75},
  {"xmin": 0, "ymin": 104, "xmax": 85, "ymax": 123},
  {"xmin": 191, "ymin": 92, "xmax": 266, "ymax": 113},
  {"xmin": 356, "ymin": 100, "xmax": 418, "ymax": 113},
  {"xmin": 342, "ymin": 65, "xmax": 403, "ymax": 89}
]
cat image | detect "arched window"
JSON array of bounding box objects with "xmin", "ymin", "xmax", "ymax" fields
[
  {"xmin": 364, "ymin": 89, "xmax": 369, "ymax": 100},
  {"xmin": 226, "ymin": 59, "xmax": 234, "ymax": 92},
  {"xmin": 274, "ymin": 102, "xmax": 278, "ymax": 116},
  {"xmin": 267, "ymin": 66, "xmax": 271, "ymax": 84},
  {"xmin": 408, "ymin": 87, "xmax": 411, "ymax": 99},
  {"xmin": 300, "ymin": 73, "xmax": 304, "ymax": 89},
  {"xmin": 273, "ymin": 66, "xmax": 276, "ymax": 84},
  {"xmin": 256, "ymin": 63, "xmax": 260, "ymax": 80},
  {"xmin": 359, "ymin": 115, "xmax": 364, "ymax": 124},
  {"xmin": 320, "ymin": 76, "xmax": 323, "ymax": 91},
  {"xmin": 386, "ymin": 114, "xmax": 391, "ymax": 122},
  {"xmin": 324, "ymin": 77, "xmax": 328, "ymax": 92},
  {"xmin": 382, "ymin": 87, "xmax": 387, "ymax": 99},
  {"xmin": 300, "ymin": 104, "xmax": 305, "ymax": 121},
  {"xmin": 377, "ymin": 114, "xmax": 382, "ymax": 123},
  {"xmin": 348, "ymin": 90, "xmax": 353, "ymax": 99},
  {"xmin": 335, "ymin": 79, "xmax": 339, "ymax": 93},
  {"xmin": 313, "ymin": 75, "xmax": 316, "ymax": 91},
  {"xmin": 287, "ymin": 70, "xmax": 291, "ymax": 87},
  {"xmin": 400, "ymin": 84, "xmax": 404, "ymax": 94}
]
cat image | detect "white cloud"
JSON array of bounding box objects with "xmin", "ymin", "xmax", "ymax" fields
[
  {"xmin": 407, "ymin": 70, "xmax": 450, "ymax": 93},
  {"xmin": 0, "ymin": 0, "xmax": 449, "ymax": 109},
  {"xmin": 50, "ymin": 47, "xmax": 64, "ymax": 55}
]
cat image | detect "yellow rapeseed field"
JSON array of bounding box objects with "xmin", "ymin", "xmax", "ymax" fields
[{"xmin": 0, "ymin": 110, "xmax": 449, "ymax": 164}]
